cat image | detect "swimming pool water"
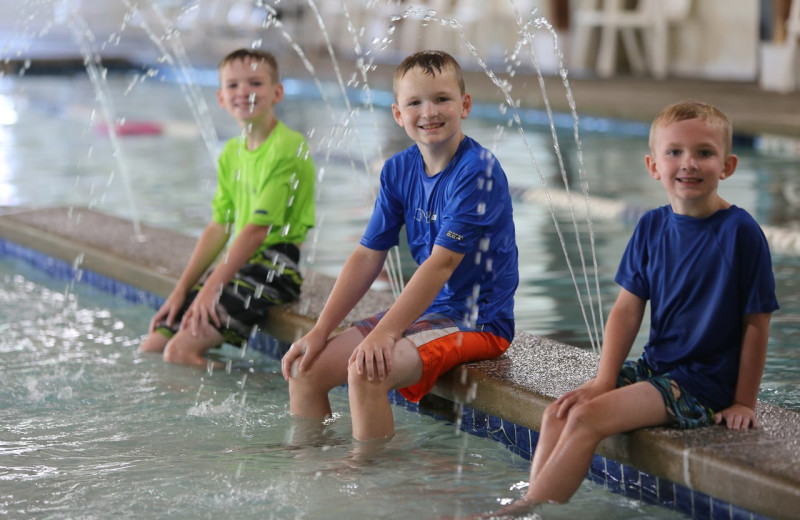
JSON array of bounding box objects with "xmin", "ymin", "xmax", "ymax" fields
[
  {"xmin": 2, "ymin": 73, "xmax": 797, "ymax": 411},
  {"xmin": 0, "ymin": 255, "xmax": 690, "ymax": 519}
]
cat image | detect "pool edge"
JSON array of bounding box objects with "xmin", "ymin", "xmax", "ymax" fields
[{"xmin": 2, "ymin": 206, "xmax": 798, "ymax": 520}]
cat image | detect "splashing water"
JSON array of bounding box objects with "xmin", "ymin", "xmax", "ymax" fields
[
  {"xmin": 383, "ymin": 2, "xmax": 605, "ymax": 353},
  {"xmin": 61, "ymin": 6, "xmax": 145, "ymax": 241}
]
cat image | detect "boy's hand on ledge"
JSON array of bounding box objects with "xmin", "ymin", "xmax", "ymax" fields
[{"xmin": 714, "ymin": 403, "xmax": 758, "ymax": 430}]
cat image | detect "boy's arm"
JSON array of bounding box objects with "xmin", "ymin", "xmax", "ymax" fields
[
  {"xmin": 349, "ymin": 245, "xmax": 464, "ymax": 382},
  {"xmin": 183, "ymin": 222, "xmax": 270, "ymax": 336},
  {"xmin": 309, "ymin": 245, "xmax": 389, "ymax": 337},
  {"xmin": 595, "ymin": 288, "xmax": 646, "ymax": 387},
  {"xmin": 714, "ymin": 312, "xmax": 771, "ymax": 430},
  {"xmin": 553, "ymin": 287, "xmax": 645, "ymax": 417},
  {"xmin": 282, "ymin": 245, "xmax": 388, "ymax": 377},
  {"xmin": 149, "ymin": 221, "xmax": 229, "ymax": 332}
]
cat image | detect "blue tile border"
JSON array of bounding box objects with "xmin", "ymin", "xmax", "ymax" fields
[
  {"xmin": 0, "ymin": 238, "xmax": 774, "ymax": 520},
  {"xmin": 385, "ymin": 394, "xmax": 774, "ymax": 520},
  {"xmin": 0, "ymin": 238, "xmax": 290, "ymax": 357},
  {"xmin": 0, "ymin": 238, "xmax": 166, "ymax": 310}
]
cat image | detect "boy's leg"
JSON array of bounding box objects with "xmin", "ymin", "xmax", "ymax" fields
[
  {"xmin": 162, "ymin": 326, "xmax": 224, "ymax": 369},
  {"xmin": 528, "ymin": 400, "xmax": 569, "ymax": 482},
  {"xmin": 139, "ymin": 290, "xmax": 225, "ymax": 368},
  {"xmin": 527, "ymin": 381, "xmax": 669, "ymax": 504},
  {"xmin": 347, "ymin": 337, "xmax": 423, "ymax": 441},
  {"xmin": 138, "ymin": 331, "xmax": 169, "ymax": 353},
  {"xmin": 345, "ymin": 314, "xmax": 508, "ymax": 441},
  {"xmin": 288, "ymin": 327, "xmax": 365, "ymax": 418}
]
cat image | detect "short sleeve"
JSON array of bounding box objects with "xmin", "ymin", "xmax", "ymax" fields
[
  {"xmin": 615, "ymin": 214, "xmax": 651, "ymax": 301},
  {"xmin": 211, "ymin": 142, "xmax": 236, "ymax": 225},
  {"xmin": 249, "ymin": 157, "xmax": 295, "ymax": 227},
  {"xmin": 360, "ymin": 164, "xmax": 405, "ymax": 251},
  {"xmin": 736, "ymin": 217, "xmax": 779, "ymax": 315},
  {"xmin": 434, "ymin": 155, "xmax": 507, "ymax": 254}
]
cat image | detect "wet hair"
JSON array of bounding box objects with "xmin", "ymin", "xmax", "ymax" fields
[
  {"xmin": 649, "ymin": 100, "xmax": 733, "ymax": 156},
  {"xmin": 219, "ymin": 48, "xmax": 279, "ymax": 83},
  {"xmin": 393, "ymin": 50, "xmax": 465, "ymax": 100}
]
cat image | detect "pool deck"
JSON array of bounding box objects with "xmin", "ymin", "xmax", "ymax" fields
[
  {"xmin": 283, "ymin": 54, "xmax": 800, "ymax": 141},
  {"xmin": 5, "ymin": 49, "xmax": 800, "ymax": 142},
  {"xmin": 1, "ymin": 205, "xmax": 798, "ymax": 520}
]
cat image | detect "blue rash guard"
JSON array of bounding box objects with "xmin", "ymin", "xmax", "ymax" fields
[
  {"xmin": 360, "ymin": 136, "xmax": 519, "ymax": 343},
  {"xmin": 615, "ymin": 205, "xmax": 779, "ymax": 411}
]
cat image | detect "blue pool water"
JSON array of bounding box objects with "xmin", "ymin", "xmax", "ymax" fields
[
  {"xmin": 0, "ymin": 253, "xmax": 690, "ymax": 519},
  {"xmin": 1, "ymin": 73, "xmax": 797, "ymax": 410}
]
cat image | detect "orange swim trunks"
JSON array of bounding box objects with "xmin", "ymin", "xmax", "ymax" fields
[{"xmin": 353, "ymin": 312, "xmax": 510, "ymax": 402}]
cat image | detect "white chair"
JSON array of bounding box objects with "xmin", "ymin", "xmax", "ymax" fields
[
  {"xmin": 570, "ymin": 0, "xmax": 692, "ymax": 79},
  {"xmin": 780, "ymin": 0, "xmax": 800, "ymax": 91}
]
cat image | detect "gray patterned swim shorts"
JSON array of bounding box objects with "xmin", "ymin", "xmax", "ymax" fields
[
  {"xmin": 155, "ymin": 244, "xmax": 302, "ymax": 346},
  {"xmin": 617, "ymin": 357, "xmax": 715, "ymax": 429}
]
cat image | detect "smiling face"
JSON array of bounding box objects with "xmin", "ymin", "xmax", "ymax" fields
[
  {"xmin": 646, "ymin": 117, "xmax": 738, "ymax": 218},
  {"xmin": 391, "ymin": 64, "xmax": 471, "ymax": 169},
  {"xmin": 217, "ymin": 57, "xmax": 283, "ymax": 127}
]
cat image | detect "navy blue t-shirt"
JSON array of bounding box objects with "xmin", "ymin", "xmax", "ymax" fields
[
  {"xmin": 360, "ymin": 137, "xmax": 519, "ymax": 342},
  {"xmin": 615, "ymin": 205, "xmax": 779, "ymax": 410}
]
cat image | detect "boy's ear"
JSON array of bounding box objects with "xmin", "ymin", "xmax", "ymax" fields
[
  {"xmin": 719, "ymin": 153, "xmax": 738, "ymax": 180},
  {"xmin": 273, "ymin": 82, "xmax": 285, "ymax": 104},
  {"xmin": 461, "ymin": 93, "xmax": 472, "ymax": 119},
  {"xmin": 216, "ymin": 88, "xmax": 224, "ymax": 108},
  {"xmin": 645, "ymin": 154, "xmax": 660, "ymax": 180},
  {"xmin": 391, "ymin": 104, "xmax": 404, "ymax": 127}
]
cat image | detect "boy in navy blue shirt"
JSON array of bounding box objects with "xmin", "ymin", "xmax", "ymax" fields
[
  {"xmin": 493, "ymin": 100, "xmax": 778, "ymax": 513},
  {"xmin": 281, "ymin": 50, "xmax": 518, "ymax": 442}
]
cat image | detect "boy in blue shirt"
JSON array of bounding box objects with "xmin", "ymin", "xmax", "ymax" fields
[
  {"xmin": 493, "ymin": 100, "xmax": 778, "ymax": 513},
  {"xmin": 281, "ymin": 50, "xmax": 518, "ymax": 441},
  {"xmin": 138, "ymin": 49, "xmax": 315, "ymax": 369}
]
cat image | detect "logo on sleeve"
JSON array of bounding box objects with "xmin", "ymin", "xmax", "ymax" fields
[{"xmin": 446, "ymin": 230, "xmax": 464, "ymax": 242}]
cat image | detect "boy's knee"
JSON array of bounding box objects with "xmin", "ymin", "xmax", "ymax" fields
[
  {"xmin": 564, "ymin": 403, "xmax": 603, "ymax": 437},
  {"xmin": 161, "ymin": 343, "xmax": 186, "ymax": 365},
  {"xmin": 543, "ymin": 401, "xmax": 560, "ymax": 418},
  {"xmin": 346, "ymin": 362, "xmax": 366, "ymax": 388},
  {"xmin": 542, "ymin": 400, "xmax": 567, "ymax": 426},
  {"xmin": 161, "ymin": 336, "xmax": 204, "ymax": 365},
  {"xmin": 346, "ymin": 362, "xmax": 390, "ymax": 394},
  {"xmin": 288, "ymin": 363, "xmax": 335, "ymax": 396},
  {"xmin": 138, "ymin": 333, "xmax": 168, "ymax": 353}
]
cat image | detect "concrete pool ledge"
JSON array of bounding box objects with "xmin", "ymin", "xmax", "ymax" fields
[{"xmin": 1, "ymin": 206, "xmax": 799, "ymax": 520}]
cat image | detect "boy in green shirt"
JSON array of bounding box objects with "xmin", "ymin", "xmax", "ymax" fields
[{"xmin": 139, "ymin": 49, "xmax": 315, "ymax": 369}]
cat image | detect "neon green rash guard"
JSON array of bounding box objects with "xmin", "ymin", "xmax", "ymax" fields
[{"xmin": 211, "ymin": 121, "xmax": 315, "ymax": 259}]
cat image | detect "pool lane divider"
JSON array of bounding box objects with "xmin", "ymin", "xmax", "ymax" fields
[
  {"xmin": 1, "ymin": 206, "xmax": 798, "ymax": 520},
  {"xmin": 322, "ymin": 150, "xmax": 800, "ymax": 256},
  {"xmin": 517, "ymin": 186, "xmax": 800, "ymax": 256}
]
